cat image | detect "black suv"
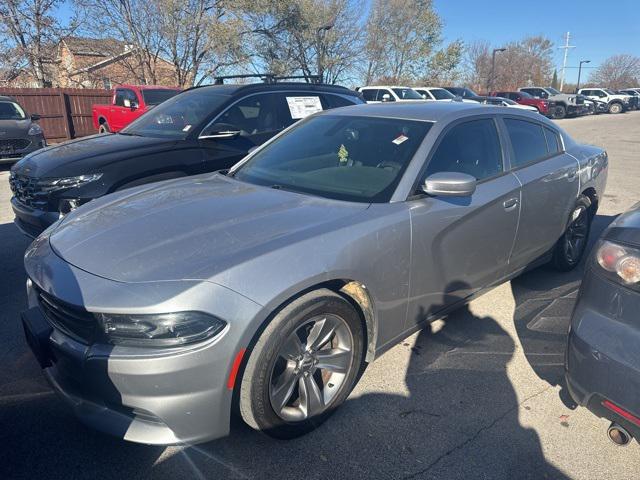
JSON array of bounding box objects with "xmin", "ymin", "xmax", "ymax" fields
[{"xmin": 10, "ymin": 78, "xmax": 364, "ymax": 237}]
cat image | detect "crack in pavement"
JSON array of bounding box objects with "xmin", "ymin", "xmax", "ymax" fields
[{"xmin": 401, "ymin": 384, "xmax": 555, "ymax": 480}]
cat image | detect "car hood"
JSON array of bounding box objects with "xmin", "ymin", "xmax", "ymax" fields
[
  {"xmin": 11, "ymin": 133, "xmax": 176, "ymax": 177},
  {"xmin": 0, "ymin": 119, "xmax": 31, "ymax": 136},
  {"xmin": 49, "ymin": 174, "xmax": 369, "ymax": 283}
]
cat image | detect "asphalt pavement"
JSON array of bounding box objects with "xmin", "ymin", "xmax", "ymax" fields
[{"xmin": 1, "ymin": 111, "xmax": 639, "ymax": 480}]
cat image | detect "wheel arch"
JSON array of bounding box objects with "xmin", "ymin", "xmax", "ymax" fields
[{"xmin": 581, "ymin": 187, "xmax": 598, "ymax": 219}]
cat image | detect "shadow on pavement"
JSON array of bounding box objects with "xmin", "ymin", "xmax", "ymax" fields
[{"xmin": 510, "ymin": 214, "xmax": 618, "ymax": 406}]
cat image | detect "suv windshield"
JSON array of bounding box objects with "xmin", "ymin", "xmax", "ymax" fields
[
  {"xmin": 122, "ymin": 89, "xmax": 228, "ymax": 139},
  {"xmin": 141, "ymin": 89, "xmax": 181, "ymax": 106},
  {"xmin": 546, "ymin": 87, "xmax": 561, "ymax": 95},
  {"xmin": 233, "ymin": 115, "xmax": 432, "ymax": 203},
  {"xmin": 392, "ymin": 88, "xmax": 423, "ymax": 100},
  {"xmin": 0, "ymin": 101, "xmax": 26, "ymax": 120},
  {"xmin": 430, "ymin": 88, "xmax": 455, "ymax": 100}
]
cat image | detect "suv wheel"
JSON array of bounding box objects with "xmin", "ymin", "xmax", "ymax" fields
[
  {"xmin": 98, "ymin": 122, "xmax": 110, "ymax": 134},
  {"xmin": 608, "ymin": 102, "xmax": 623, "ymax": 114},
  {"xmin": 553, "ymin": 104, "xmax": 567, "ymax": 119},
  {"xmin": 551, "ymin": 196, "xmax": 592, "ymax": 271},
  {"xmin": 239, "ymin": 289, "xmax": 364, "ymax": 439}
]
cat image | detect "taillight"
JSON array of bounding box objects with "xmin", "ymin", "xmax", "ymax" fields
[{"xmin": 595, "ymin": 240, "xmax": 640, "ymax": 286}]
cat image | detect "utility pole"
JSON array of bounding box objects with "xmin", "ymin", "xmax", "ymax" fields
[
  {"xmin": 558, "ymin": 32, "xmax": 575, "ymax": 92},
  {"xmin": 487, "ymin": 47, "xmax": 506, "ymax": 93},
  {"xmin": 576, "ymin": 59, "xmax": 591, "ymax": 93}
]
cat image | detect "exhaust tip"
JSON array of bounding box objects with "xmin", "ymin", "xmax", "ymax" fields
[{"xmin": 607, "ymin": 423, "xmax": 632, "ymax": 446}]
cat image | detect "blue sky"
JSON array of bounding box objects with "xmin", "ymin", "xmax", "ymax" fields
[
  {"xmin": 54, "ymin": 0, "xmax": 639, "ymax": 84},
  {"xmin": 434, "ymin": 0, "xmax": 640, "ymax": 83}
]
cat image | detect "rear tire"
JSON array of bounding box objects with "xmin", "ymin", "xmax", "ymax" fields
[
  {"xmin": 239, "ymin": 289, "xmax": 364, "ymax": 439},
  {"xmin": 551, "ymin": 196, "xmax": 592, "ymax": 271},
  {"xmin": 98, "ymin": 122, "xmax": 110, "ymax": 134}
]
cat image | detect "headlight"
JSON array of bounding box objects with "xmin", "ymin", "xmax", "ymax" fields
[
  {"xmin": 595, "ymin": 240, "xmax": 640, "ymax": 287},
  {"xmin": 28, "ymin": 123, "xmax": 43, "ymax": 136},
  {"xmin": 95, "ymin": 311, "xmax": 227, "ymax": 347},
  {"xmin": 38, "ymin": 173, "xmax": 103, "ymax": 193}
]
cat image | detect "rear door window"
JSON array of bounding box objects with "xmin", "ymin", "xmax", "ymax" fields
[
  {"xmin": 425, "ymin": 118, "xmax": 503, "ymax": 181},
  {"xmin": 504, "ymin": 118, "xmax": 549, "ymax": 167},
  {"xmin": 543, "ymin": 126, "xmax": 561, "ymax": 153},
  {"xmin": 322, "ymin": 94, "xmax": 358, "ymax": 109}
]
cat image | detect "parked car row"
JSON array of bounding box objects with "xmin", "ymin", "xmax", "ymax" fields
[{"xmin": 6, "ymin": 75, "xmax": 638, "ymax": 449}]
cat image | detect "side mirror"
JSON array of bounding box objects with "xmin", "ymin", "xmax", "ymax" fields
[
  {"xmin": 130, "ymin": 100, "xmax": 139, "ymax": 110},
  {"xmin": 381, "ymin": 93, "xmax": 392, "ymax": 102},
  {"xmin": 422, "ymin": 172, "xmax": 477, "ymax": 197},
  {"xmin": 30, "ymin": 114, "xmax": 41, "ymax": 121},
  {"xmin": 199, "ymin": 123, "xmax": 241, "ymax": 140}
]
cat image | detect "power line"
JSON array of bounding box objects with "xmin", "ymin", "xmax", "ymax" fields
[{"xmin": 558, "ymin": 32, "xmax": 576, "ymax": 91}]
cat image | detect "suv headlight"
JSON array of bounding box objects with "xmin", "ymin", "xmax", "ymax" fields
[
  {"xmin": 28, "ymin": 123, "xmax": 43, "ymax": 136},
  {"xmin": 95, "ymin": 311, "xmax": 227, "ymax": 347},
  {"xmin": 38, "ymin": 173, "xmax": 103, "ymax": 193},
  {"xmin": 595, "ymin": 240, "xmax": 640, "ymax": 287}
]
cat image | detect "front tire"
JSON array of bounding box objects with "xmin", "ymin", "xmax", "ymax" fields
[
  {"xmin": 239, "ymin": 289, "xmax": 364, "ymax": 439},
  {"xmin": 551, "ymin": 196, "xmax": 592, "ymax": 271},
  {"xmin": 608, "ymin": 102, "xmax": 623, "ymax": 114},
  {"xmin": 553, "ymin": 104, "xmax": 567, "ymax": 119}
]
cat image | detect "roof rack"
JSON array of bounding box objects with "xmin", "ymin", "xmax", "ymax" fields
[{"xmin": 213, "ymin": 74, "xmax": 322, "ymax": 85}]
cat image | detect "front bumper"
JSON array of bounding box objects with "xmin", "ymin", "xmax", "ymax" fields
[
  {"xmin": 565, "ymin": 269, "xmax": 640, "ymax": 440},
  {"xmin": 22, "ymin": 235, "xmax": 263, "ymax": 445},
  {"xmin": 11, "ymin": 196, "xmax": 59, "ymax": 238},
  {"xmin": 0, "ymin": 136, "xmax": 45, "ymax": 163}
]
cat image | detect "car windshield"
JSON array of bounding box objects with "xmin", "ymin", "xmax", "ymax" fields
[
  {"xmin": 430, "ymin": 88, "xmax": 455, "ymax": 100},
  {"xmin": 0, "ymin": 101, "xmax": 26, "ymax": 120},
  {"xmin": 232, "ymin": 115, "xmax": 432, "ymax": 203},
  {"xmin": 121, "ymin": 89, "xmax": 228, "ymax": 139},
  {"xmin": 141, "ymin": 89, "xmax": 181, "ymax": 106},
  {"xmin": 518, "ymin": 91, "xmax": 533, "ymax": 99},
  {"xmin": 392, "ymin": 88, "xmax": 423, "ymax": 100},
  {"xmin": 546, "ymin": 87, "xmax": 561, "ymax": 95}
]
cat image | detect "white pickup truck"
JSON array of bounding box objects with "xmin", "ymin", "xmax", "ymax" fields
[{"xmin": 577, "ymin": 88, "xmax": 632, "ymax": 114}]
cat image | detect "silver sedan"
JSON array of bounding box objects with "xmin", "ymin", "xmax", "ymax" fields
[{"xmin": 21, "ymin": 102, "xmax": 607, "ymax": 444}]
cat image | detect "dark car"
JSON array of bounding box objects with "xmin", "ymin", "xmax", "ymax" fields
[
  {"xmin": 443, "ymin": 86, "xmax": 484, "ymax": 101},
  {"xmin": 9, "ymin": 80, "xmax": 364, "ymax": 237},
  {"xmin": 0, "ymin": 96, "xmax": 46, "ymax": 164},
  {"xmin": 566, "ymin": 203, "xmax": 640, "ymax": 446}
]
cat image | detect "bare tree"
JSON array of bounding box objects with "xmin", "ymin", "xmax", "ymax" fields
[
  {"xmin": 589, "ymin": 54, "xmax": 640, "ymax": 89},
  {"xmin": 0, "ymin": 0, "xmax": 78, "ymax": 86},
  {"xmin": 362, "ymin": 0, "xmax": 449, "ymax": 84},
  {"xmin": 243, "ymin": 0, "xmax": 364, "ymax": 84},
  {"xmin": 463, "ymin": 36, "xmax": 554, "ymax": 92}
]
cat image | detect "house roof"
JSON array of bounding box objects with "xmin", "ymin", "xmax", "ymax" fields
[{"xmin": 62, "ymin": 37, "xmax": 128, "ymax": 57}]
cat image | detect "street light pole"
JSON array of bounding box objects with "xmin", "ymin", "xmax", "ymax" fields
[
  {"xmin": 487, "ymin": 48, "xmax": 506, "ymax": 93},
  {"xmin": 316, "ymin": 22, "xmax": 335, "ymax": 83},
  {"xmin": 576, "ymin": 59, "xmax": 591, "ymax": 93}
]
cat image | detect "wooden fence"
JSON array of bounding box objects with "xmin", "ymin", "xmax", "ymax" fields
[{"xmin": 0, "ymin": 88, "xmax": 112, "ymax": 143}]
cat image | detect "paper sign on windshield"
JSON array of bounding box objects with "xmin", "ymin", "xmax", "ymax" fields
[{"xmin": 286, "ymin": 96, "xmax": 323, "ymax": 119}]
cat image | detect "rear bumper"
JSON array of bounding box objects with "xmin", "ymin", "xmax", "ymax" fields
[
  {"xmin": 11, "ymin": 196, "xmax": 58, "ymax": 238},
  {"xmin": 565, "ymin": 270, "xmax": 640, "ymax": 439}
]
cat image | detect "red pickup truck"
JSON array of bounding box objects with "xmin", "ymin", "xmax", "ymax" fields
[{"xmin": 93, "ymin": 85, "xmax": 181, "ymax": 133}]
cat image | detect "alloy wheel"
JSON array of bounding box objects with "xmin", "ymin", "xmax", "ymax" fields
[
  {"xmin": 269, "ymin": 314, "xmax": 354, "ymax": 422},
  {"xmin": 563, "ymin": 206, "xmax": 589, "ymax": 265}
]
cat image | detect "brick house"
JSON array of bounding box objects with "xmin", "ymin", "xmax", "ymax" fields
[{"xmin": 1, "ymin": 37, "xmax": 179, "ymax": 88}]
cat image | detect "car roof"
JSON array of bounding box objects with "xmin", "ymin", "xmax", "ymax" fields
[
  {"xmin": 317, "ymin": 101, "xmax": 549, "ymax": 123},
  {"xmin": 359, "ymin": 85, "xmax": 414, "ymax": 89},
  {"xmin": 186, "ymin": 82, "xmax": 360, "ymax": 98},
  {"xmin": 0, "ymin": 95, "xmax": 18, "ymax": 102},
  {"xmin": 414, "ymin": 87, "xmax": 447, "ymax": 90}
]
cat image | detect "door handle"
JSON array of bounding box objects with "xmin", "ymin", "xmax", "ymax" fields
[{"xmin": 503, "ymin": 198, "xmax": 519, "ymax": 210}]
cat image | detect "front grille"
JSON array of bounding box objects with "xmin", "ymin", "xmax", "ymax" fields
[
  {"xmin": 36, "ymin": 288, "xmax": 98, "ymax": 344},
  {"xmin": 9, "ymin": 174, "xmax": 48, "ymax": 209},
  {"xmin": 0, "ymin": 138, "xmax": 31, "ymax": 152}
]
